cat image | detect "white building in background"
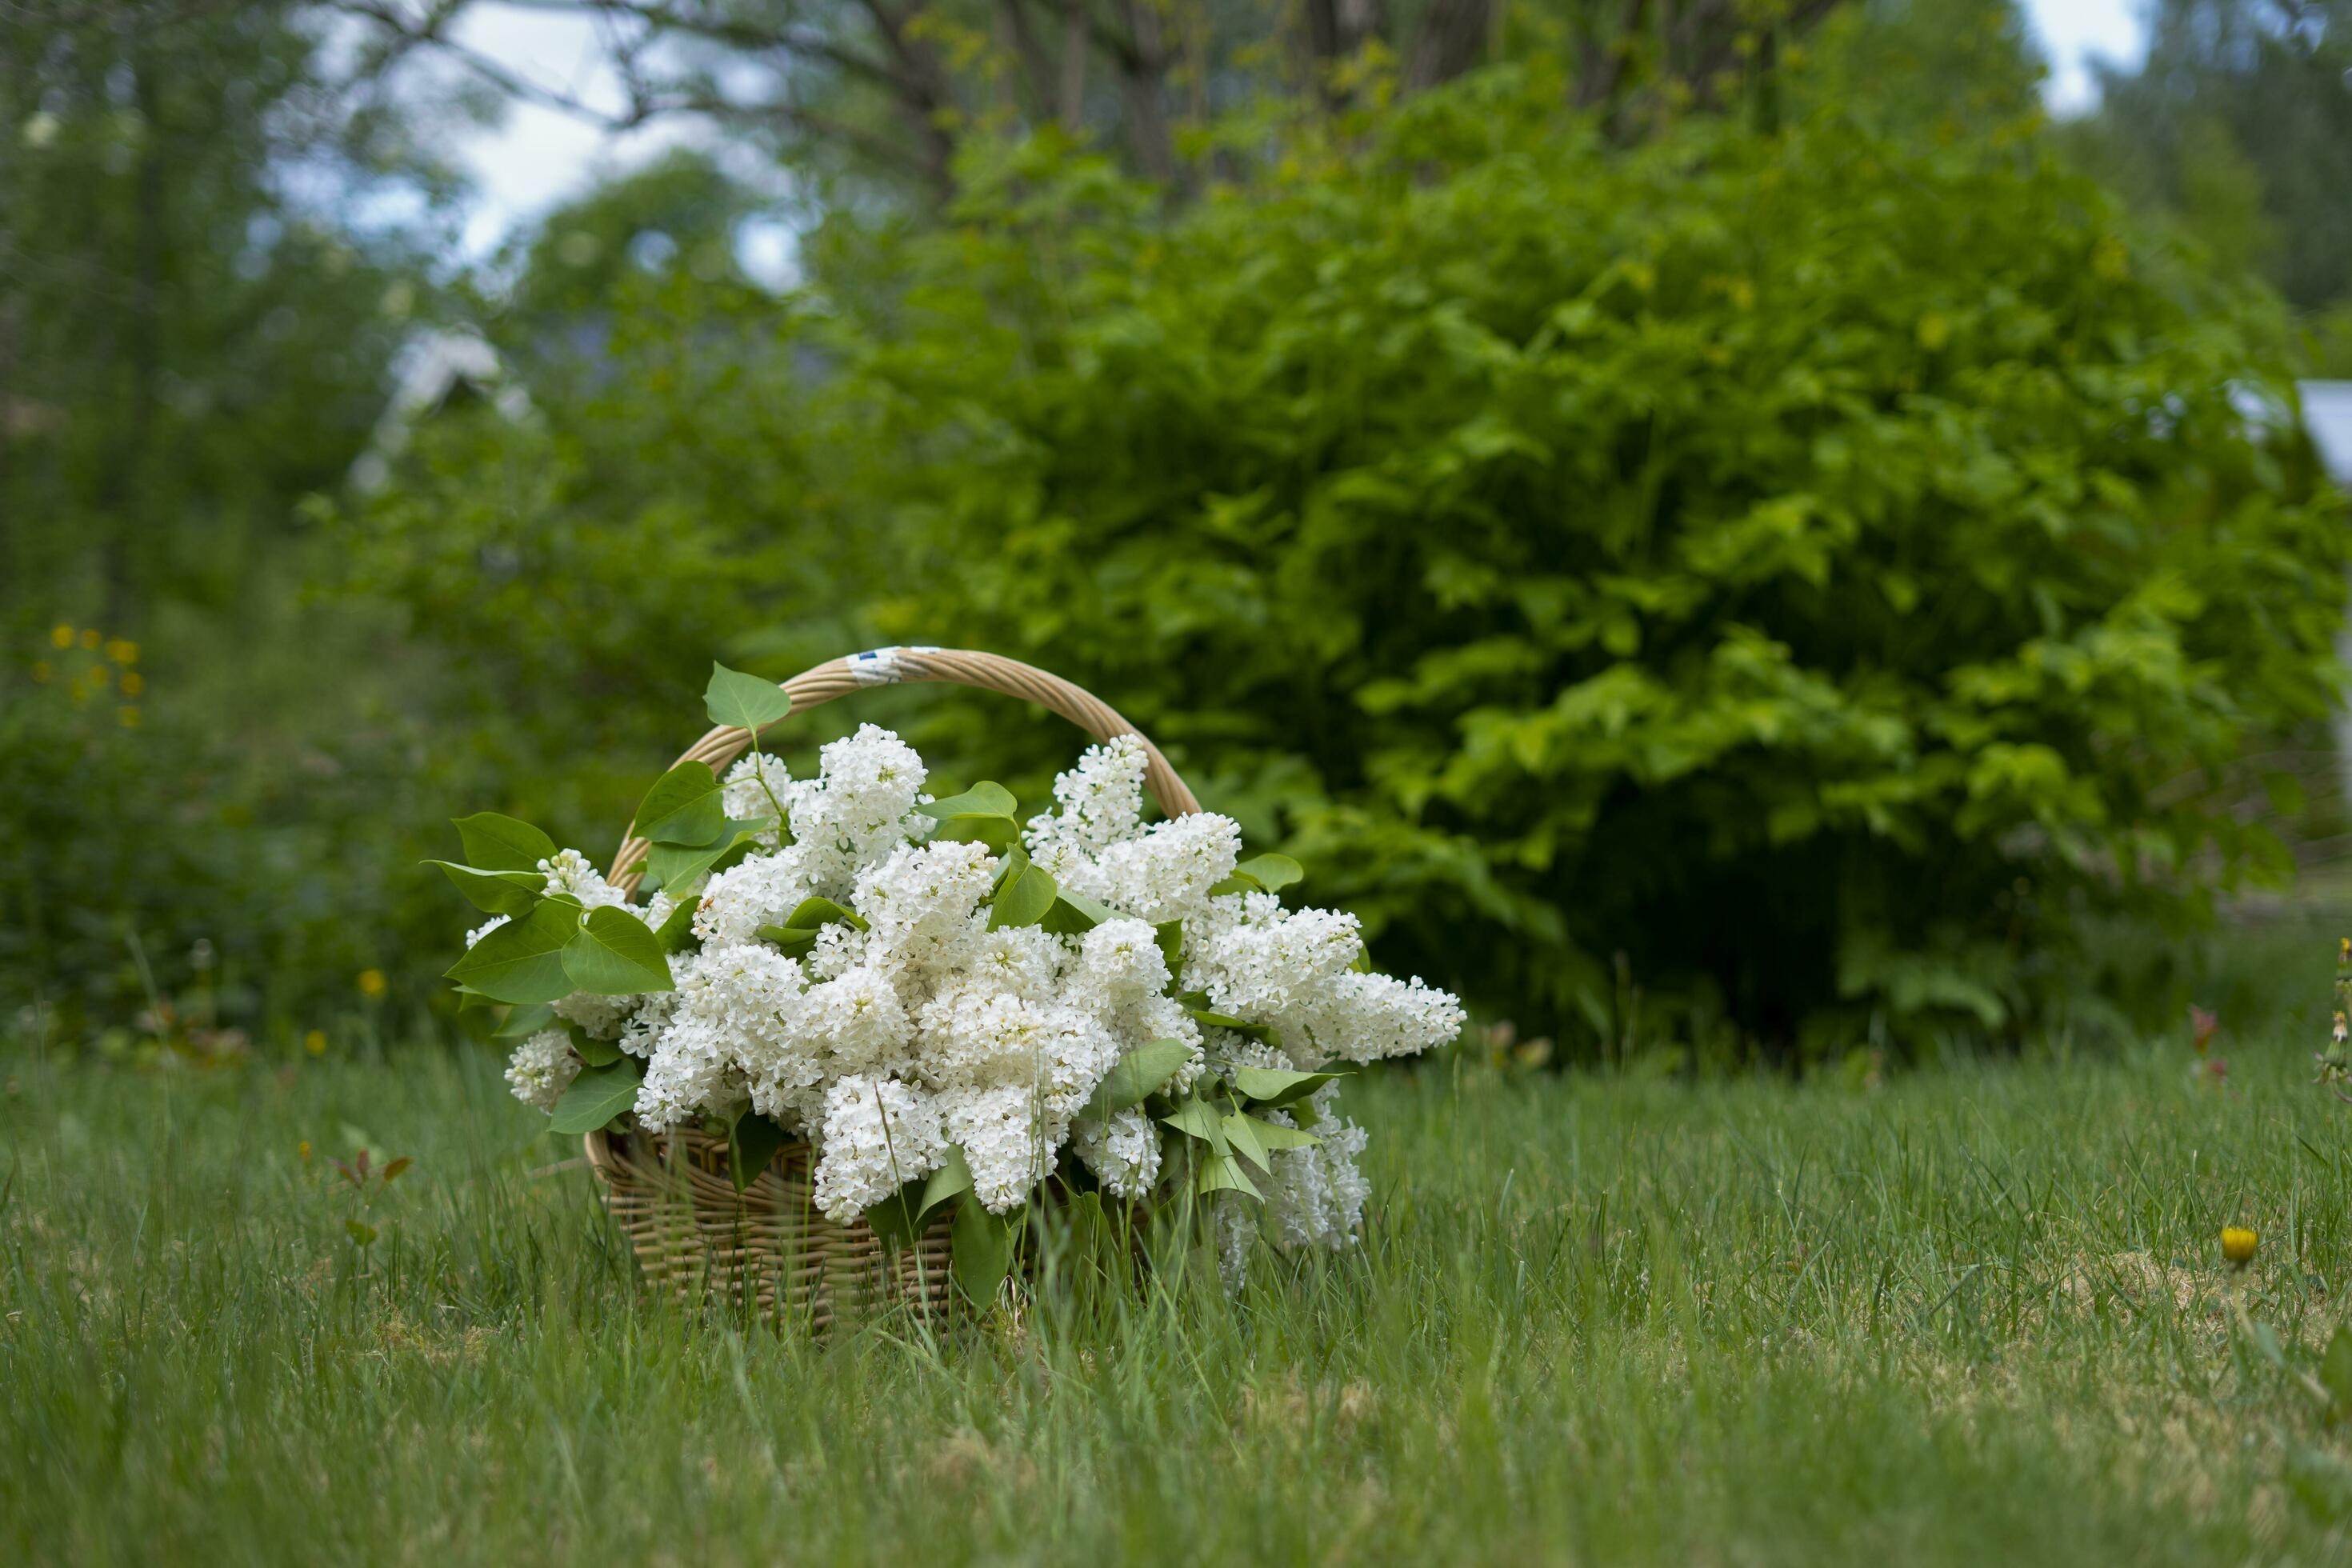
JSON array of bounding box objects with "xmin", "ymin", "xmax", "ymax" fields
[
  {"xmin": 2309, "ymin": 383, "xmax": 2352, "ymax": 814},
  {"xmin": 2309, "ymin": 383, "xmax": 2352, "ymax": 482},
  {"xmin": 346, "ymin": 330, "xmax": 531, "ymax": 494}
]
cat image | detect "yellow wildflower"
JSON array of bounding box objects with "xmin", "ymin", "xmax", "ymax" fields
[
  {"xmin": 304, "ymin": 1030, "xmax": 327, "ymax": 1056},
  {"xmin": 2222, "ymin": 1226, "xmax": 2258, "ymax": 1267},
  {"xmin": 49, "ymin": 623, "xmax": 73, "ymax": 648},
  {"xmin": 78, "ymin": 628, "xmax": 98, "ymax": 650},
  {"xmin": 106, "ymin": 639, "xmax": 138, "ymax": 665},
  {"xmin": 357, "ymin": 969, "xmax": 387, "ymax": 1000},
  {"xmin": 120, "ymin": 671, "xmax": 143, "ymax": 697},
  {"xmin": 117, "ymin": 706, "xmax": 139, "ymax": 728}
]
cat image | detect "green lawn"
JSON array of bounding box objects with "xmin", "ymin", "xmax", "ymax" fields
[{"xmin": 10, "ymin": 1018, "xmax": 2352, "ymax": 1563}]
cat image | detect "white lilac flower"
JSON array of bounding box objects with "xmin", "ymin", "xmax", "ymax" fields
[
  {"xmin": 539, "ymin": 847, "xmax": 631, "ymax": 910},
  {"xmin": 464, "ymin": 914, "xmax": 510, "ymax": 949},
  {"xmin": 1073, "ymin": 1106, "xmax": 1162, "ymax": 1198},
  {"xmin": 505, "ymin": 1029, "xmax": 579, "ymax": 1111},
  {"xmin": 551, "ymin": 989, "xmax": 634, "ymax": 1040},
  {"xmin": 799, "ymin": 965, "xmax": 914, "ymax": 1076},
  {"xmin": 721, "ymin": 752, "xmax": 792, "ymax": 846},
  {"xmin": 1025, "ymin": 734, "xmax": 1150, "ymax": 862},
  {"xmin": 1259, "ymin": 1101, "xmax": 1371, "ymax": 1251},
  {"xmin": 965, "ymin": 925, "xmax": 1066, "ymax": 1006},
  {"xmin": 854, "ymin": 838, "xmax": 996, "ymax": 978},
  {"xmin": 943, "ymin": 1082, "xmax": 1054, "ymax": 1213},
  {"xmin": 488, "ymin": 720, "xmax": 1462, "ymax": 1229},
  {"xmin": 813, "ymin": 1075, "xmax": 946, "ymax": 1220},
  {"xmin": 1070, "ymin": 918, "xmax": 1170, "ymax": 1014}
]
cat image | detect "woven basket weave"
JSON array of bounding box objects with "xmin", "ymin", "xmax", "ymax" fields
[{"xmin": 582, "ymin": 647, "xmax": 1199, "ymax": 1328}]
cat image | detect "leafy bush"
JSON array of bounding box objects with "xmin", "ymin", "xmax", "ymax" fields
[
  {"xmin": 346, "ymin": 61, "xmax": 2346, "ymax": 1061},
  {"xmin": 832, "ymin": 65, "xmax": 2347, "ymax": 1056},
  {"xmin": 0, "ymin": 622, "xmax": 434, "ymax": 1047}
]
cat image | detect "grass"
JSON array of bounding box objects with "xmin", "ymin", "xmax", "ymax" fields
[{"xmin": 10, "ymin": 1007, "xmax": 2352, "ymax": 1562}]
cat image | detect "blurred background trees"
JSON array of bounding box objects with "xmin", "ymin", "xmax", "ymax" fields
[{"xmin": 4, "ymin": 0, "xmax": 2347, "ymax": 1063}]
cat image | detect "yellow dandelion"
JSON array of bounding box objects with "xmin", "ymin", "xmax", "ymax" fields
[
  {"xmin": 2222, "ymin": 1226, "xmax": 2258, "ymax": 1267},
  {"xmin": 117, "ymin": 706, "xmax": 140, "ymax": 728},
  {"xmin": 304, "ymin": 1030, "xmax": 327, "ymax": 1056},
  {"xmin": 49, "ymin": 623, "xmax": 73, "ymax": 649},
  {"xmin": 120, "ymin": 671, "xmax": 143, "ymax": 697},
  {"xmin": 356, "ymin": 969, "xmax": 387, "ymax": 1000},
  {"xmin": 78, "ymin": 628, "xmax": 98, "ymax": 650},
  {"xmin": 106, "ymin": 639, "xmax": 138, "ymax": 666}
]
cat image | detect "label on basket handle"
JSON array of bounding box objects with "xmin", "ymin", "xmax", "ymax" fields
[{"xmin": 847, "ymin": 646, "xmax": 941, "ymax": 686}]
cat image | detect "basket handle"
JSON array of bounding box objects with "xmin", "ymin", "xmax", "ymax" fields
[{"xmin": 606, "ymin": 646, "xmax": 1199, "ymax": 893}]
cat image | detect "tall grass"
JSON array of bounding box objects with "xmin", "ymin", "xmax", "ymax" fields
[{"xmin": 7, "ymin": 1018, "xmax": 2352, "ymax": 1562}]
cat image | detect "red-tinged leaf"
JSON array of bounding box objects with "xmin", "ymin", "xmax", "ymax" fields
[{"xmin": 381, "ymin": 1157, "xmax": 413, "ymax": 1184}]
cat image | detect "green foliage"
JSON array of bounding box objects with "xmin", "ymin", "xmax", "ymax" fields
[
  {"xmin": 828, "ymin": 62, "xmax": 2346, "ymax": 1054},
  {"xmin": 20, "ymin": 1024, "xmax": 2352, "ymax": 1561}
]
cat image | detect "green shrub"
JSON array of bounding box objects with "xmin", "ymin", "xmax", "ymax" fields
[
  {"xmin": 0, "ymin": 622, "xmax": 432, "ymax": 1047},
  {"xmin": 343, "ymin": 61, "xmax": 2346, "ymax": 1060},
  {"xmin": 833, "ymin": 65, "xmax": 2348, "ymax": 1056}
]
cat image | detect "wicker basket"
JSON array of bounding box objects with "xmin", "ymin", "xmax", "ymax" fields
[{"xmin": 583, "ymin": 647, "xmax": 1200, "ymax": 1327}]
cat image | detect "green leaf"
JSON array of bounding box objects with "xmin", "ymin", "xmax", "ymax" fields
[
  {"xmin": 924, "ymin": 1144, "xmax": 976, "ymax": 1214},
  {"xmin": 643, "ymin": 818, "xmax": 770, "ymax": 894},
  {"xmin": 1160, "ymin": 1095, "xmax": 1228, "ymax": 1152},
  {"xmin": 918, "ymin": 782, "xmax": 1018, "ymax": 822},
  {"xmin": 453, "ymin": 813, "xmax": 557, "ymax": 874},
  {"xmin": 1154, "ymin": 920, "xmax": 1184, "ymax": 971},
  {"xmin": 653, "ymin": 898, "xmax": 700, "ymax": 954},
  {"xmin": 1235, "ymin": 853, "xmax": 1303, "ymax": 893},
  {"xmin": 426, "ymin": 860, "xmax": 544, "ymax": 917},
  {"xmin": 864, "ymin": 1178, "xmax": 929, "ymax": 1248},
  {"xmin": 632, "ymin": 760, "xmax": 725, "ymax": 847},
  {"xmin": 727, "ymin": 1109, "xmax": 790, "ymax": 1192},
  {"xmin": 1240, "ymin": 1114, "xmax": 1321, "ymax": 1152},
  {"xmin": 1197, "ymin": 1148, "xmax": 1262, "ymax": 1199},
  {"xmin": 952, "ymin": 1194, "xmax": 1021, "ymax": 1306},
  {"xmin": 784, "ymin": 896, "xmax": 868, "ymax": 932},
  {"xmin": 446, "ymin": 899, "xmax": 582, "ymax": 1005},
  {"xmin": 561, "ymin": 906, "xmax": 674, "ymax": 995},
  {"xmin": 1231, "ymin": 1066, "xmax": 1344, "ymax": 1106},
  {"xmin": 989, "ymin": 858, "xmax": 1059, "ymax": 930},
  {"xmin": 548, "ymin": 1056, "xmax": 643, "ymax": 1134},
  {"xmin": 758, "ymin": 924, "xmax": 817, "ymax": 958},
  {"xmin": 1042, "ymin": 886, "xmax": 1115, "ymax": 935},
  {"xmin": 705, "ymin": 662, "xmax": 794, "ymax": 733},
  {"xmin": 571, "ymin": 1034, "xmax": 622, "ymax": 1067},
  {"xmin": 1221, "ymin": 1110, "xmax": 1271, "ymax": 1172},
  {"xmin": 491, "ymin": 1001, "xmax": 557, "ymax": 1041},
  {"xmin": 1187, "ymin": 1006, "xmax": 1278, "ymax": 1044},
  {"xmin": 1085, "ymin": 1038, "xmax": 1194, "ymax": 1118},
  {"xmin": 920, "ymin": 783, "xmax": 1019, "ymax": 851}
]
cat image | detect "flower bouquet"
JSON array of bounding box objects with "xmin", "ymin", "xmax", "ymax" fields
[{"xmin": 437, "ymin": 650, "xmax": 1462, "ymax": 1324}]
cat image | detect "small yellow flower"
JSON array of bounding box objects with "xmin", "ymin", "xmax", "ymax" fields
[
  {"xmin": 120, "ymin": 670, "xmax": 143, "ymax": 697},
  {"xmin": 1915, "ymin": 314, "xmax": 1950, "ymax": 351},
  {"xmin": 30, "ymin": 660, "xmax": 50, "ymax": 683},
  {"xmin": 116, "ymin": 706, "xmax": 140, "ymax": 728},
  {"xmin": 304, "ymin": 1030, "xmax": 327, "ymax": 1056},
  {"xmin": 2222, "ymin": 1226, "xmax": 2258, "ymax": 1267},
  {"xmin": 298, "ymin": 1140, "xmax": 312, "ymax": 1163},
  {"xmin": 78, "ymin": 628, "xmax": 98, "ymax": 650},
  {"xmin": 356, "ymin": 969, "xmax": 387, "ymax": 999},
  {"xmin": 106, "ymin": 639, "xmax": 138, "ymax": 666},
  {"xmin": 49, "ymin": 623, "xmax": 73, "ymax": 649}
]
